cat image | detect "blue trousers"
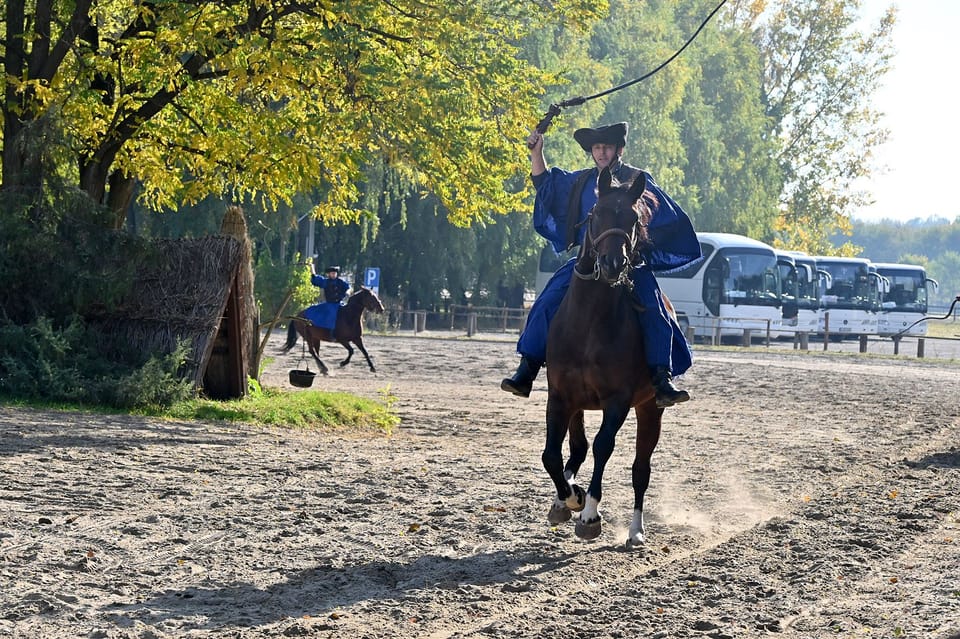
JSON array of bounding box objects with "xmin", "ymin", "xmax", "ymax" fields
[{"xmin": 517, "ymin": 259, "xmax": 692, "ymax": 375}]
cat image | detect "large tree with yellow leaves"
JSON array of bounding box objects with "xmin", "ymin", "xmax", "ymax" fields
[{"xmin": 2, "ymin": 0, "xmax": 604, "ymax": 229}]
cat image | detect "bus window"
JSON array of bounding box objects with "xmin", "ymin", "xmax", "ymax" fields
[{"xmin": 539, "ymin": 246, "xmax": 565, "ymax": 273}]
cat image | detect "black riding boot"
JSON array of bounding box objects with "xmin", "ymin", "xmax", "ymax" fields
[
  {"xmin": 652, "ymin": 367, "xmax": 690, "ymax": 408},
  {"xmin": 501, "ymin": 357, "xmax": 543, "ymax": 398}
]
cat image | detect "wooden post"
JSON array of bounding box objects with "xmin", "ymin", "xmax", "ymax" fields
[
  {"xmin": 893, "ymin": 336, "xmax": 901, "ymax": 355},
  {"xmin": 415, "ymin": 310, "xmax": 426, "ymax": 333},
  {"xmin": 859, "ymin": 334, "xmax": 868, "ymax": 353},
  {"xmin": 742, "ymin": 329, "xmax": 752, "ymax": 347},
  {"xmin": 794, "ymin": 332, "xmax": 809, "ymax": 350},
  {"xmin": 822, "ymin": 312, "xmax": 830, "ymax": 351},
  {"xmin": 467, "ymin": 313, "xmax": 478, "ymax": 337},
  {"xmin": 685, "ymin": 325, "xmax": 695, "ymax": 343},
  {"xmin": 917, "ymin": 338, "xmax": 925, "ymax": 358}
]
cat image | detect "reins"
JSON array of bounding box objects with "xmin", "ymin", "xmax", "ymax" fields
[{"xmin": 530, "ymin": 0, "xmax": 728, "ymax": 139}]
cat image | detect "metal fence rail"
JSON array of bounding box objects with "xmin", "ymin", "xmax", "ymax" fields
[{"xmin": 361, "ymin": 305, "xmax": 959, "ymax": 360}]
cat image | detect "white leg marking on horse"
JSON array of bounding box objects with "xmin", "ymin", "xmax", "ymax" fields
[
  {"xmin": 580, "ymin": 495, "xmax": 601, "ymax": 524},
  {"xmin": 627, "ymin": 510, "xmax": 645, "ymax": 547}
]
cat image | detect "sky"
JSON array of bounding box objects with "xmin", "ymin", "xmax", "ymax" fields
[{"xmin": 851, "ymin": 1, "xmax": 960, "ymax": 223}]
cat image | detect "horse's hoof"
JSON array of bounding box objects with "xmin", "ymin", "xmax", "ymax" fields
[
  {"xmin": 626, "ymin": 532, "xmax": 645, "ymax": 549},
  {"xmin": 547, "ymin": 503, "xmax": 572, "ymax": 525},
  {"xmin": 566, "ymin": 484, "xmax": 586, "ymax": 512},
  {"xmin": 575, "ymin": 516, "xmax": 602, "ymax": 540}
]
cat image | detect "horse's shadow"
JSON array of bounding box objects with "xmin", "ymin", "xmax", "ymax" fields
[
  {"xmin": 109, "ymin": 549, "xmax": 577, "ymax": 630},
  {"xmin": 905, "ymin": 449, "xmax": 960, "ymax": 469}
]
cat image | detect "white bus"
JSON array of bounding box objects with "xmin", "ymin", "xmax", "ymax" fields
[
  {"xmin": 656, "ymin": 232, "xmax": 783, "ymax": 341},
  {"xmin": 774, "ymin": 250, "xmax": 800, "ymax": 337},
  {"xmin": 873, "ymin": 262, "xmax": 939, "ymax": 337},
  {"xmin": 535, "ymin": 244, "xmax": 577, "ymax": 298},
  {"xmin": 780, "ymin": 251, "xmax": 831, "ymax": 337},
  {"xmin": 812, "ymin": 256, "xmax": 885, "ymax": 338}
]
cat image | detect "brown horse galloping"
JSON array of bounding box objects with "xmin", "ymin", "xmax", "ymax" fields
[
  {"xmin": 542, "ymin": 166, "xmax": 667, "ymax": 548},
  {"xmin": 282, "ymin": 287, "xmax": 385, "ymax": 374}
]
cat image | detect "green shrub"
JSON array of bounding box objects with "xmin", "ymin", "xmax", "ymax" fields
[{"xmin": 0, "ymin": 316, "xmax": 194, "ymax": 409}]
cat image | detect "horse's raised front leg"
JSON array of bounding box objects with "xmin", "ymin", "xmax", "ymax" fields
[
  {"xmin": 353, "ymin": 337, "xmax": 376, "ymax": 372},
  {"xmin": 338, "ymin": 341, "xmax": 354, "ymax": 367},
  {"xmin": 543, "ymin": 397, "xmax": 586, "ymax": 525},
  {"xmin": 627, "ymin": 399, "xmax": 664, "ymax": 549},
  {"xmin": 575, "ymin": 401, "xmax": 631, "ymax": 541}
]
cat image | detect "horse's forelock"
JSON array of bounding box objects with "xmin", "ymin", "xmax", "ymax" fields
[{"xmin": 590, "ymin": 184, "xmax": 652, "ymax": 252}]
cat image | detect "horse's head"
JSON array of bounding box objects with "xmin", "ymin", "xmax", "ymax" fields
[
  {"xmin": 576, "ymin": 166, "xmax": 651, "ymax": 285},
  {"xmin": 357, "ymin": 287, "xmax": 385, "ymax": 313}
]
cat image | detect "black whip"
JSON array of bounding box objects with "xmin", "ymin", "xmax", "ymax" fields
[
  {"xmin": 892, "ymin": 294, "xmax": 960, "ymax": 339},
  {"xmin": 531, "ymin": 0, "xmax": 729, "ymax": 141}
]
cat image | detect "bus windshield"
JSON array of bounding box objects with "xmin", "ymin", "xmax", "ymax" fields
[
  {"xmin": 819, "ymin": 262, "xmax": 878, "ymax": 310},
  {"xmin": 713, "ymin": 249, "xmax": 780, "ymax": 307},
  {"xmin": 880, "ymin": 269, "xmax": 928, "ymax": 312}
]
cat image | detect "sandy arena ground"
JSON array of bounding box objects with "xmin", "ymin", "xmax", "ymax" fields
[{"xmin": 2, "ymin": 331, "xmax": 959, "ymax": 638}]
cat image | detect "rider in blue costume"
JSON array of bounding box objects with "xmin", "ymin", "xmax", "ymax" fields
[
  {"xmin": 307, "ymin": 264, "xmax": 350, "ymax": 331},
  {"xmin": 501, "ymin": 122, "xmax": 702, "ymax": 407}
]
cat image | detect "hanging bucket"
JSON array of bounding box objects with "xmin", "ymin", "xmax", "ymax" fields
[
  {"xmin": 290, "ymin": 332, "xmax": 317, "ymax": 387},
  {"xmin": 289, "ymin": 368, "xmax": 316, "ymax": 388}
]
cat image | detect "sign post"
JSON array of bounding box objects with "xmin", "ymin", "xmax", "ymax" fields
[{"xmin": 364, "ymin": 267, "xmax": 381, "ymax": 296}]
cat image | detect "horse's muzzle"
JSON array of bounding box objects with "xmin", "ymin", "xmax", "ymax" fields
[{"xmin": 597, "ymin": 253, "xmax": 630, "ymax": 285}]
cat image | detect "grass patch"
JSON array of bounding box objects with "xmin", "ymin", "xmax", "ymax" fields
[
  {"xmin": 146, "ymin": 386, "xmax": 399, "ymax": 434},
  {"xmin": 3, "ymin": 384, "xmax": 399, "ymax": 435},
  {"xmin": 926, "ymin": 321, "xmax": 959, "ymax": 339}
]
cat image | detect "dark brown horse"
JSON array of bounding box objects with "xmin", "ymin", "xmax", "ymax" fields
[
  {"xmin": 282, "ymin": 287, "xmax": 385, "ymax": 374},
  {"xmin": 542, "ymin": 166, "xmax": 664, "ymax": 548}
]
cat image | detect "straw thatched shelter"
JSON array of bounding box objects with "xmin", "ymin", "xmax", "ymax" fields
[{"xmin": 90, "ymin": 207, "xmax": 259, "ymax": 399}]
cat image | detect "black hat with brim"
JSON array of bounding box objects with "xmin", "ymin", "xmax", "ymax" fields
[
  {"xmin": 573, "ymin": 122, "xmax": 628, "ymax": 152},
  {"xmin": 326, "ymin": 266, "xmax": 340, "ymax": 273}
]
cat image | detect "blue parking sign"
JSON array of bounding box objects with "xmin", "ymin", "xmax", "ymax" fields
[{"xmin": 364, "ymin": 267, "xmax": 380, "ymax": 295}]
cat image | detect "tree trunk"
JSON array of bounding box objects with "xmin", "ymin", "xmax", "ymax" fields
[
  {"xmin": 107, "ymin": 170, "xmax": 136, "ymax": 230},
  {"xmin": 79, "ymin": 157, "xmax": 109, "ymax": 208}
]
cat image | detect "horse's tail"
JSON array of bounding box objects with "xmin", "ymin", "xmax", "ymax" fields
[{"xmin": 282, "ymin": 318, "xmax": 298, "ymax": 352}]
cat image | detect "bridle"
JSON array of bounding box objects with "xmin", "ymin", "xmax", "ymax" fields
[{"xmin": 573, "ymin": 198, "xmax": 644, "ymax": 286}]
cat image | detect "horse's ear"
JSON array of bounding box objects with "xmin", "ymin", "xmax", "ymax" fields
[
  {"xmin": 598, "ymin": 166, "xmax": 613, "ymax": 195},
  {"xmin": 627, "ymin": 171, "xmax": 647, "ymax": 204}
]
